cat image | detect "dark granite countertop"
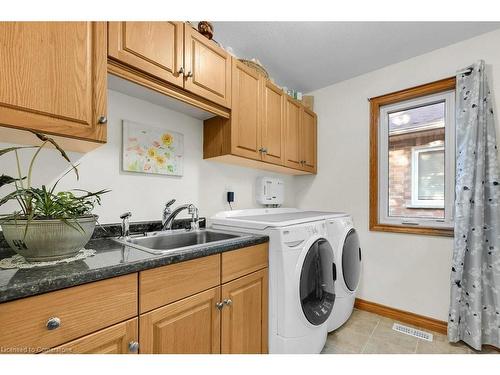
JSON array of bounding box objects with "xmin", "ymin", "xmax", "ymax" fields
[{"xmin": 0, "ymin": 219, "xmax": 268, "ymax": 304}]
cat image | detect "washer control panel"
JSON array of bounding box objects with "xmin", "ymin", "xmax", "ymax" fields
[{"xmin": 281, "ymin": 221, "xmax": 326, "ymax": 247}]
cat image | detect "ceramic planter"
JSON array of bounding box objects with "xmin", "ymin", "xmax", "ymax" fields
[{"xmin": 1, "ymin": 216, "xmax": 97, "ymax": 262}]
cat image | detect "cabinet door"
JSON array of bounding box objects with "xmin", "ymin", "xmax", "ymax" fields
[
  {"xmin": 0, "ymin": 22, "xmax": 107, "ymax": 142},
  {"xmin": 46, "ymin": 318, "xmax": 138, "ymax": 354},
  {"xmin": 300, "ymin": 108, "xmax": 317, "ymax": 173},
  {"xmin": 108, "ymin": 22, "xmax": 184, "ymax": 87},
  {"xmin": 284, "ymin": 97, "xmax": 302, "ymax": 169},
  {"xmin": 139, "ymin": 287, "xmax": 221, "ymax": 354},
  {"xmin": 261, "ymin": 80, "xmax": 285, "ymax": 165},
  {"xmin": 221, "ymin": 269, "xmax": 268, "ymax": 354},
  {"xmin": 230, "ymin": 60, "xmax": 262, "ymax": 160},
  {"xmin": 184, "ymin": 24, "xmax": 231, "ymax": 108}
]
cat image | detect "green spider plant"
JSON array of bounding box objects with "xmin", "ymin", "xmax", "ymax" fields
[{"xmin": 0, "ymin": 131, "xmax": 110, "ymax": 234}]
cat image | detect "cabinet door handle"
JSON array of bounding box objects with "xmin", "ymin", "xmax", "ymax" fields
[
  {"xmin": 185, "ymin": 71, "xmax": 193, "ymax": 78},
  {"xmin": 97, "ymin": 115, "xmax": 107, "ymax": 124},
  {"xmin": 215, "ymin": 302, "xmax": 224, "ymax": 310},
  {"xmin": 128, "ymin": 341, "xmax": 139, "ymax": 353},
  {"xmin": 223, "ymin": 299, "xmax": 232, "ymax": 306},
  {"xmin": 178, "ymin": 67, "xmax": 185, "ymax": 76},
  {"xmin": 46, "ymin": 317, "xmax": 61, "ymax": 330}
]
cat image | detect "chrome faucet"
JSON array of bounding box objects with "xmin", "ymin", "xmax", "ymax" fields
[{"xmin": 162, "ymin": 201, "xmax": 199, "ymax": 231}]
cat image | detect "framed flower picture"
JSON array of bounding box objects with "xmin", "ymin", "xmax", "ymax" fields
[{"xmin": 122, "ymin": 120, "xmax": 184, "ymax": 176}]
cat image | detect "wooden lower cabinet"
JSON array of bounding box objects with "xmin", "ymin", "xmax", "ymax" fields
[
  {"xmin": 139, "ymin": 246, "xmax": 269, "ymax": 354},
  {"xmin": 139, "ymin": 287, "xmax": 221, "ymax": 354},
  {"xmin": 0, "ymin": 274, "xmax": 138, "ymax": 353},
  {"xmin": 139, "ymin": 270, "xmax": 268, "ymax": 354},
  {"xmin": 0, "ymin": 244, "xmax": 269, "ymax": 354},
  {"xmin": 46, "ymin": 318, "xmax": 138, "ymax": 354},
  {"xmin": 221, "ymin": 269, "xmax": 268, "ymax": 354}
]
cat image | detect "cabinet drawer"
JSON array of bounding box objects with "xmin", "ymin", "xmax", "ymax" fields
[
  {"xmin": 222, "ymin": 243, "xmax": 268, "ymax": 284},
  {"xmin": 0, "ymin": 274, "xmax": 138, "ymax": 353},
  {"xmin": 139, "ymin": 254, "xmax": 220, "ymax": 313},
  {"xmin": 45, "ymin": 318, "xmax": 138, "ymax": 354}
]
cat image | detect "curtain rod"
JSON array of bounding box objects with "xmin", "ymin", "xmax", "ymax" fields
[
  {"xmin": 367, "ymin": 70, "xmax": 472, "ymax": 102},
  {"xmin": 457, "ymin": 67, "xmax": 473, "ymax": 75}
]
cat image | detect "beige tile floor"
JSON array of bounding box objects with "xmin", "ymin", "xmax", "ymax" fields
[{"xmin": 321, "ymin": 309, "xmax": 499, "ymax": 354}]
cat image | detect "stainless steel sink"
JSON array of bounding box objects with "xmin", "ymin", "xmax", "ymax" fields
[{"xmin": 113, "ymin": 229, "xmax": 250, "ymax": 255}]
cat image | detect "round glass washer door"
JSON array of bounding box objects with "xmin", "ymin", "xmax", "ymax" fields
[
  {"xmin": 342, "ymin": 229, "xmax": 361, "ymax": 292},
  {"xmin": 299, "ymin": 238, "xmax": 335, "ymax": 326}
]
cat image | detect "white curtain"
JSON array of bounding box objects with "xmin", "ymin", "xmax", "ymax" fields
[{"xmin": 448, "ymin": 60, "xmax": 500, "ymax": 350}]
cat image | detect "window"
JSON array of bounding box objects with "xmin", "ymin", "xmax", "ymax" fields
[
  {"xmin": 369, "ymin": 78, "xmax": 455, "ymax": 236},
  {"xmin": 411, "ymin": 145, "xmax": 444, "ymax": 208}
]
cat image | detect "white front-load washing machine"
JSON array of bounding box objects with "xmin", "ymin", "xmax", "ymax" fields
[
  {"xmin": 325, "ymin": 215, "xmax": 362, "ymax": 332},
  {"xmin": 210, "ymin": 208, "xmax": 344, "ymax": 353}
]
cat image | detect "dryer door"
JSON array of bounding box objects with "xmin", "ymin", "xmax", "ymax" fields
[
  {"xmin": 299, "ymin": 238, "xmax": 335, "ymax": 326},
  {"xmin": 342, "ymin": 229, "xmax": 362, "ymax": 292}
]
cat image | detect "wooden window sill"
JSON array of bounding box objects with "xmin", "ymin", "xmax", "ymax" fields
[{"xmin": 369, "ymin": 223, "xmax": 454, "ymax": 237}]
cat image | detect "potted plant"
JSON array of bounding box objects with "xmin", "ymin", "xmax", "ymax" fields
[{"xmin": 0, "ymin": 132, "xmax": 109, "ymax": 262}]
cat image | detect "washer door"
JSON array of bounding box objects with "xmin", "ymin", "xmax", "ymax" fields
[
  {"xmin": 299, "ymin": 238, "xmax": 335, "ymax": 326},
  {"xmin": 342, "ymin": 229, "xmax": 362, "ymax": 292}
]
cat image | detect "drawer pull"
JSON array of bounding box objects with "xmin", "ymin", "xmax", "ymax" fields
[
  {"xmin": 128, "ymin": 341, "xmax": 139, "ymax": 353},
  {"xmin": 46, "ymin": 317, "xmax": 61, "ymax": 330}
]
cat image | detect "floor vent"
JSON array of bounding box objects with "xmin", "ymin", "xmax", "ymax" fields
[{"xmin": 392, "ymin": 323, "xmax": 433, "ymax": 342}]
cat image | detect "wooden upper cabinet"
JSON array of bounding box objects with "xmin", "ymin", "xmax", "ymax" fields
[
  {"xmin": 300, "ymin": 108, "xmax": 317, "ymax": 173},
  {"xmin": 262, "ymin": 80, "xmax": 285, "ymax": 165},
  {"xmin": 184, "ymin": 24, "xmax": 231, "ymax": 108},
  {"xmin": 221, "ymin": 269, "xmax": 268, "ymax": 354},
  {"xmin": 47, "ymin": 318, "xmax": 138, "ymax": 354},
  {"xmin": 139, "ymin": 287, "xmax": 221, "ymax": 354},
  {"xmin": 108, "ymin": 22, "xmax": 184, "ymax": 87},
  {"xmin": 0, "ymin": 22, "xmax": 107, "ymax": 142},
  {"xmin": 284, "ymin": 97, "xmax": 302, "ymax": 169},
  {"xmin": 230, "ymin": 60, "xmax": 262, "ymax": 160}
]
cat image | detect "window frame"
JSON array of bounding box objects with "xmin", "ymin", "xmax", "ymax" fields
[
  {"xmin": 410, "ymin": 145, "xmax": 445, "ymax": 209},
  {"xmin": 369, "ymin": 77, "xmax": 455, "ymax": 237}
]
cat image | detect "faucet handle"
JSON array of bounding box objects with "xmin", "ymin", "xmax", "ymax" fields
[
  {"xmin": 120, "ymin": 212, "xmax": 132, "ymax": 220},
  {"xmin": 187, "ymin": 204, "xmax": 198, "ymax": 215},
  {"xmin": 165, "ymin": 199, "xmax": 176, "ymax": 208},
  {"xmin": 120, "ymin": 212, "xmax": 132, "ymax": 239},
  {"xmin": 188, "ymin": 204, "xmax": 199, "ymax": 230}
]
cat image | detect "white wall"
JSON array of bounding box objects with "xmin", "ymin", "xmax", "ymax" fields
[
  {"xmin": 0, "ymin": 90, "xmax": 296, "ymax": 224},
  {"xmin": 3, "ymin": 28, "xmax": 500, "ymax": 322},
  {"xmin": 294, "ymin": 29, "xmax": 500, "ymax": 321}
]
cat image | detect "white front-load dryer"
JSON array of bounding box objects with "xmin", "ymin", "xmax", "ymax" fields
[
  {"xmin": 326, "ymin": 215, "xmax": 362, "ymax": 332},
  {"xmin": 270, "ymin": 221, "xmax": 336, "ymax": 353}
]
